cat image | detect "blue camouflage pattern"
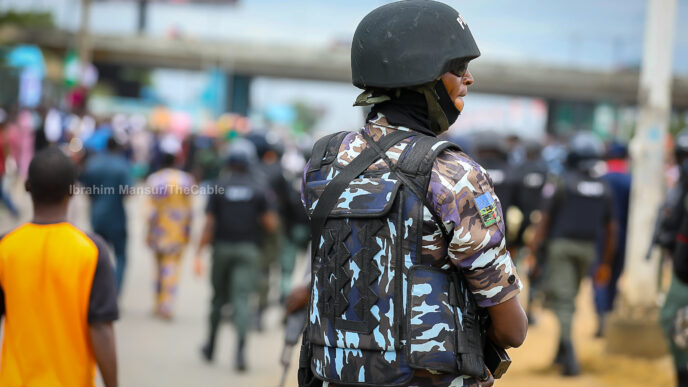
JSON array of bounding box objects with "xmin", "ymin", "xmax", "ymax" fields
[{"xmin": 303, "ymin": 114, "xmax": 522, "ymax": 387}]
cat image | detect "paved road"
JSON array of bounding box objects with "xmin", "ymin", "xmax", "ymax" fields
[{"xmin": 113, "ymin": 194, "xmax": 301, "ymax": 387}]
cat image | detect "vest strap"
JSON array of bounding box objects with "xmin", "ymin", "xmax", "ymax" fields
[
  {"xmin": 308, "ymin": 131, "xmax": 347, "ymax": 173},
  {"xmin": 364, "ymin": 132, "xmax": 461, "ymax": 243},
  {"xmin": 310, "ymin": 129, "xmax": 414, "ymax": 260}
]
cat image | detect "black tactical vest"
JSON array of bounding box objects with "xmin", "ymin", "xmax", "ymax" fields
[{"xmin": 549, "ymin": 170, "xmax": 612, "ymax": 241}]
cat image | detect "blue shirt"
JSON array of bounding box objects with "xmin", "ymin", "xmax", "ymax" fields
[{"xmin": 80, "ymin": 152, "xmax": 133, "ymax": 232}]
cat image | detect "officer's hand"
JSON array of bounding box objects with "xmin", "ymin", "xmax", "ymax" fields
[
  {"xmin": 594, "ymin": 263, "xmax": 611, "ymax": 287},
  {"xmin": 523, "ymin": 253, "xmax": 540, "ymax": 278},
  {"xmin": 193, "ymin": 255, "xmax": 204, "ymax": 278},
  {"xmin": 285, "ymin": 285, "xmax": 310, "ymax": 316},
  {"xmin": 478, "ymin": 367, "xmax": 494, "ymax": 387}
]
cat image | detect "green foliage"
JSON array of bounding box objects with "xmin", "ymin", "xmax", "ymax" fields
[
  {"xmin": 120, "ymin": 67, "xmax": 152, "ymax": 86},
  {"xmin": 670, "ymin": 113, "xmax": 687, "ymax": 137},
  {"xmin": 291, "ymin": 101, "xmax": 321, "ymax": 134},
  {"xmin": 0, "ymin": 11, "xmax": 54, "ymax": 29}
]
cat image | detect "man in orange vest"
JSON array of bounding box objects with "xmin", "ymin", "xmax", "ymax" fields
[{"xmin": 0, "ymin": 148, "xmax": 119, "ymax": 387}]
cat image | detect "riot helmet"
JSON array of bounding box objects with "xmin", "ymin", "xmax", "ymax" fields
[
  {"xmin": 352, "ymin": 0, "xmax": 481, "ymax": 134},
  {"xmin": 523, "ymin": 139, "xmax": 544, "ymax": 161},
  {"xmin": 471, "ymin": 130, "xmax": 508, "ymax": 161},
  {"xmin": 565, "ymin": 132, "xmax": 604, "ymax": 171},
  {"xmin": 226, "ymin": 138, "xmax": 257, "ymax": 168},
  {"xmin": 246, "ymin": 132, "xmax": 269, "ymax": 159}
]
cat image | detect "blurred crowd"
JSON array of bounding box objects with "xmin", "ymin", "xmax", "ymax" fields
[{"xmin": 0, "ymin": 101, "xmax": 315, "ymax": 372}]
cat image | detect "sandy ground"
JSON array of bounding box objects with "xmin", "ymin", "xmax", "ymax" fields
[{"xmin": 0, "ymin": 188, "xmax": 676, "ymax": 387}]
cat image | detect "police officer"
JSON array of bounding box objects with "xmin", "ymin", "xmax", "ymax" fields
[
  {"xmin": 299, "ymin": 2, "xmax": 527, "ymax": 386},
  {"xmin": 472, "ymin": 131, "xmax": 515, "ymax": 238},
  {"xmin": 592, "ymin": 142, "xmax": 631, "ymax": 338},
  {"xmin": 512, "ymin": 140, "xmax": 547, "ymax": 247},
  {"xmin": 249, "ymin": 132, "xmax": 291, "ymax": 329},
  {"xmin": 195, "ymin": 139, "xmax": 278, "ymax": 371},
  {"xmin": 511, "ymin": 140, "xmax": 548, "ymax": 324},
  {"xmin": 659, "ymin": 129, "xmax": 688, "ymax": 387},
  {"xmin": 528, "ymin": 132, "xmax": 617, "ymax": 376}
]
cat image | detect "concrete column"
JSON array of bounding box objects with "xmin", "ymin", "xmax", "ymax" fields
[
  {"xmin": 227, "ymin": 74, "xmax": 251, "ymax": 116},
  {"xmin": 78, "ymin": 0, "xmax": 91, "ymax": 71},
  {"xmin": 624, "ymin": 0, "xmax": 677, "ymax": 306},
  {"xmin": 607, "ymin": 0, "xmax": 677, "ymax": 357}
]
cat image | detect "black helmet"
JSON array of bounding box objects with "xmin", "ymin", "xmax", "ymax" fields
[
  {"xmin": 351, "ymin": 0, "xmax": 481, "ymax": 89},
  {"xmin": 246, "ymin": 132, "xmax": 269, "ymax": 159},
  {"xmin": 523, "ymin": 139, "xmax": 544, "ymax": 160},
  {"xmin": 471, "ymin": 130, "xmax": 508, "ymax": 156},
  {"xmin": 566, "ymin": 132, "xmax": 604, "ymax": 168},
  {"xmin": 226, "ymin": 138, "xmax": 257, "ymax": 167}
]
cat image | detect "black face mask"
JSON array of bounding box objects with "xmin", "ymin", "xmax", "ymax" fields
[
  {"xmin": 367, "ymin": 81, "xmax": 461, "ymax": 137},
  {"xmin": 435, "ymin": 80, "xmax": 461, "ymax": 129}
]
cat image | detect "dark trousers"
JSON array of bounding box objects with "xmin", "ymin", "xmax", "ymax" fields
[
  {"xmin": 95, "ymin": 227, "xmax": 127, "ymax": 294},
  {"xmin": 593, "ymin": 244, "xmax": 625, "ymax": 316},
  {"xmin": 207, "ymin": 241, "xmax": 259, "ymax": 347},
  {"xmin": 545, "ymin": 238, "xmax": 595, "ymax": 340}
]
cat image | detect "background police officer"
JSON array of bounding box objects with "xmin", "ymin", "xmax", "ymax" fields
[
  {"xmin": 472, "ymin": 131, "xmax": 515, "ymax": 240},
  {"xmin": 659, "ymin": 129, "xmax": 688, "ymax": 386},
  {"xmin": 195, "ymin": 140, "xmax": 278, "ymax": 371},
  {"xmin": 511, "ymin": 140, "xmax": 548, "ymax": 324},
  {"xmin": 591, "ymin": 142, "xmax": 631, "ymax": 338},
  {"xmin": 528, "ymin": 132, "xmax": 617, "ymax": 376},
  {"xmin": 248, "ymin": 132, "xmax": 291, "ymax": 330}
]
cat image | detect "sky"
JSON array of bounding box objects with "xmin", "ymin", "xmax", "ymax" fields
[
  {"xmin": 4, "ymin": 0, "xmax": 686, "ymax": 72},
  {"xmin": 2, "ymin": 0, "xmax": 687, "ymax": 135}
]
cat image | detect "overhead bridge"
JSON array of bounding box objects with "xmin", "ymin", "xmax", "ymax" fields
[{"xmin": 6, "ymin": 28, "xmax": 688, "ymax": 109}]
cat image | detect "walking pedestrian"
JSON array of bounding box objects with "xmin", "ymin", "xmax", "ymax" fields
[
  {"xmin": 195, "ymin": 140, "xmax": 278, "ymax": 371},
  {"xmin": 528, "ymin": 132, "xmax": 617, "ymax": 376},
  {"xmin": 146, "ymin": 147, "xmax": 195, "ymax": 320},
  {"xmin": 80, "ymin": 137, "xmax": 133, "ymax": 294},
  {"xmin": 0, "ymin": 148, "xmax": 119, "ymax": 386}
]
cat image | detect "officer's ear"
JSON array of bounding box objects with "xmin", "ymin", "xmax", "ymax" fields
[{"xmin": 25, "ymin": 180, "xmax": 31, "ymax": 194}]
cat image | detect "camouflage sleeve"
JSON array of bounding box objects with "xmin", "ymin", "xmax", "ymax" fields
[{"xmin": 427, "ymin": 150, "xmax": 522, "ymax": 308}]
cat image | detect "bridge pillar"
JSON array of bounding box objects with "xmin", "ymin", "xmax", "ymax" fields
[
  {"xmin": 227, "ymin": 74, "xmax": 252, "ymax": 116},
  {"xmin": 545, "ymin": 99, "xmax": 596, "ymax": 135}
]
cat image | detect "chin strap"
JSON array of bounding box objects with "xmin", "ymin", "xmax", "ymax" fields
[
  {"xmin": 408, "ymin": 80, "xmax": 449, "ymax": 134},
  {"xmin": 353, "ymin": 80, "xmax": 450, "ymax": 135}
]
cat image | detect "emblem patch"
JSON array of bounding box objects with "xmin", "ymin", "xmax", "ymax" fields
[{"xmin": 474, "ymin": 192, "xmax": 500, "ymax": 227}]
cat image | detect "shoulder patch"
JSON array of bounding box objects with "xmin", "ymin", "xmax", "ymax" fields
[{"xmin": 474, "ymin": 192, "xmax": 500, "ymax": 227}]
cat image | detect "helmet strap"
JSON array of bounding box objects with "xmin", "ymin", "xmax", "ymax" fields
[
  {"xmin": 409, "ymin": 80, "xmax": 449, "ymax": 134},
  {"xmin": 354, "ymin": 81, "xmax": 451, "ymax": 135},
  {"xmin": 353, "ymin": 89, "xmax": 391, "ymax": 106}
]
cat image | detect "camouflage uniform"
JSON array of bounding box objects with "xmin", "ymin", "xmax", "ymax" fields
[{"xmin": 302, "ymin": 115, "xmax": 522, "ymax": 387}]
